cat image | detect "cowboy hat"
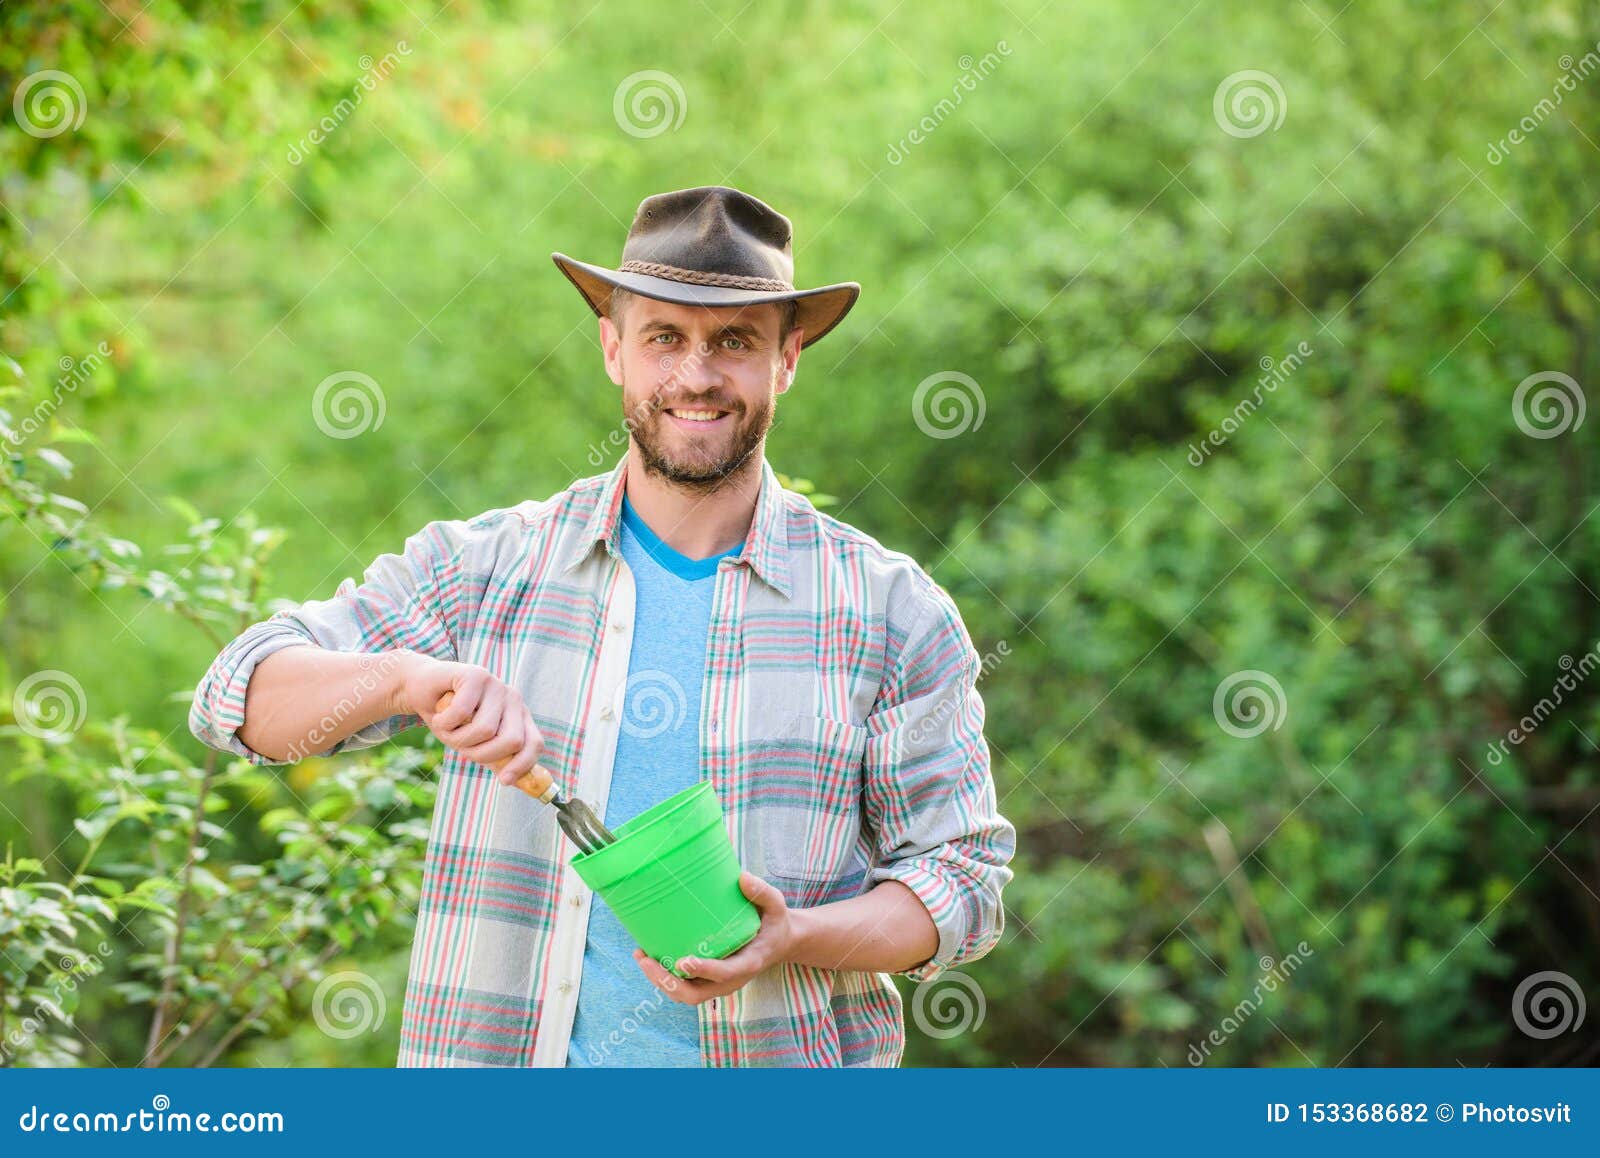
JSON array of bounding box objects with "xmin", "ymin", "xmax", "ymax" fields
[{"xmin": 551, "ymin": 185, "xmax": 860, "ymax": 348}]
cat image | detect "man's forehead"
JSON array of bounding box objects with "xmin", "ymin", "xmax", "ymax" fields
[{"xmin": 626, "ymin": 297, "xmax": 782, "ymax": 331}]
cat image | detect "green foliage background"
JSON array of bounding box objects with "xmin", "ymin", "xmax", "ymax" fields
[{"xmin": 2, "ymin": 0, "xmax": 1597, "ymax": 1066}]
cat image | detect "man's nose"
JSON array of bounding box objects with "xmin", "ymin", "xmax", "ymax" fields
[{"xmin": 666, "ymin": 340, "xmax": 724, "ymax": 390}]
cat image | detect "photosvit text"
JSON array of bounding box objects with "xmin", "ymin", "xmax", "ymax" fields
[{"xmin": 1264, "ymin": 1102, "xmax": 1573, "ymax": 1125}]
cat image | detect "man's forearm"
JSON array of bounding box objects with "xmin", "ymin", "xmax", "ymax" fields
[
  {"xmin": 237, "ymin": 644, "xmax": 417, "ymax": 761},
  {"xmin": 784, "ymin": 879, "xmax": 939, "ymax": 974}
]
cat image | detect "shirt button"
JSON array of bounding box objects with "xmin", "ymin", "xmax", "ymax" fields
[
  {"xmin": 611, "ymin": 620, "xmax": 628, "ymax": 632},
  {"xmin": 558, "ymin": 979, "xmax": 573, "ymax": 994},
  {"xmin": 569, "ymin": 892, "xmax": 583, "ymax": 907},
  {"xmin": 600, "ymin": 705, "xmax": 614, "ymax": 721}
]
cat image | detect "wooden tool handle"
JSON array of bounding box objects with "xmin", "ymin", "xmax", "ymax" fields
[{"xmin": 434, "ymin": 691, "xmax": 559, "ymax": 803}]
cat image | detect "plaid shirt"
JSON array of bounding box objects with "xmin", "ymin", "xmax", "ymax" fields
[{"xmin": 189, "ymin": 456, "xmax": 1015, "ymax": 1067}]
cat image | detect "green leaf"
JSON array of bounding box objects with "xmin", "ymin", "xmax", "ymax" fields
[
  {"xmin": 164, "ymin": 495, "xmax": 204, "ymax": 525},
  {"xmin": 73, "ymin": 816, "xmax": 110, "ymax": 842},
  {"xmin": 77, "ymin": 875, "xmax": 126, "ymax": 897},
  {"xmin": 35, "ymin": 448, "xmax": 74, "ymax": 477}
]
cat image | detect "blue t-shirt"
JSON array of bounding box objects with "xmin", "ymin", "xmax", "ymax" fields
[{"xmin": 565, "ymin": 495, "xmax": 744, "ymax": 1067}]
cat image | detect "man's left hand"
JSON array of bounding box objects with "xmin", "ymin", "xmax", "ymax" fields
[{"xmin": 633, "ymin": 871, "xmax": 796, "ymax": 1005}]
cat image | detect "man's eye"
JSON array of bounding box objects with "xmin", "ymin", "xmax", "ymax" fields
[
  {"xmin": 721, "ymin": 337, "xmax": 746, "ymax": 351},
  {"xmin": 650, "ymin": 333, "xmax": 677, "ymax": 345}
]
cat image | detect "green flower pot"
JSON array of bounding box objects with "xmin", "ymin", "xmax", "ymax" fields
[{"xmin": 570, "ymin": 780, "xmax": 759, "ymax": 978}]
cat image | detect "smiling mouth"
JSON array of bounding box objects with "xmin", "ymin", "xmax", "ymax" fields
[{"xmin": 664, "ymin": 407, "xmax": 733, "ymax": 426}]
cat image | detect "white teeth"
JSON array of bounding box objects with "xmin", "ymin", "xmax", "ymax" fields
[{"xmin": 668, "ymin": 409, "xmax": 724, "ymax": 422}]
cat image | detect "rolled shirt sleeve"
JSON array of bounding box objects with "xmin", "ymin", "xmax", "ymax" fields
[
  {"xmin": 188, "ymin": 519, "xmax": 468, "ymax": 766},
  {"xmin": 862, "ymin": 575, "xmax": 1016, "ymax": 983}
]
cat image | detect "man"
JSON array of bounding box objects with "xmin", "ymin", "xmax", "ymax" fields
[{"xmin": 190, "ymin": 185, "xmax": 1015, "ymax": 1067}]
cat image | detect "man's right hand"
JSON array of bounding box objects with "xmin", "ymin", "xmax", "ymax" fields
[{"xmin": 390, "ymin": 653, "xmax": 545, "ymax": 786}]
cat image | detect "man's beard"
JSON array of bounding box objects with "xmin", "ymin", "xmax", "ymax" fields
[{"xmin": 624, "ymin": 377, "xmax": 774, "ymax": 492}]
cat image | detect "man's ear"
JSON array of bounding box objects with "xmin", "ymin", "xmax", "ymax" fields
[
  {"xmin": 776, "ymin": 327, "xmax": 804, "ymax": 395},
  {"xmin": 599, "ymin": 315, "xmax": 624, "ymax": 386}
]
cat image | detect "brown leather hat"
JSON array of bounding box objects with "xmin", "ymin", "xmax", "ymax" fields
[{"xmin": 552, "ymin": 186, "xmax": 860, "ymax": 348}]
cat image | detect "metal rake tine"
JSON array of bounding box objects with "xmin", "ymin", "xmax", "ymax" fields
[
  {"xmin": 559, "ymin": 804, "xmax": 614, "ymax": 855},
  {"xmin": 558, "ymin": 814, "xmax": 598, "ymax": 856},
  {"xmin": 569, "ymin": 804, "xmax": 615, "ymax": 851},
  {"xmin": 558, "ymin": 810, "xmax": 592, "ymax": 853}
]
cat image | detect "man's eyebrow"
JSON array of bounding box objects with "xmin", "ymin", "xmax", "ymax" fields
[
  {"xmin": 635, "ymin": 318, "xmax": 767, "ymax": 342},
  {"xmin": 711, "ymin": 321, "xmax": 766, "ymax": 341}
]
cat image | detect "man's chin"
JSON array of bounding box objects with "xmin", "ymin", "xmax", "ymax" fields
[
  {"xmin": 651, "ymin": 454, "xmax": 743, "ymax": 485},
  {"xmin": 632, "ymin": 432, "xmax": 729, "ymax": 481},
  {"xmin": 630, "ymin": 407, "xmax": 770, "ymax": 487}
]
